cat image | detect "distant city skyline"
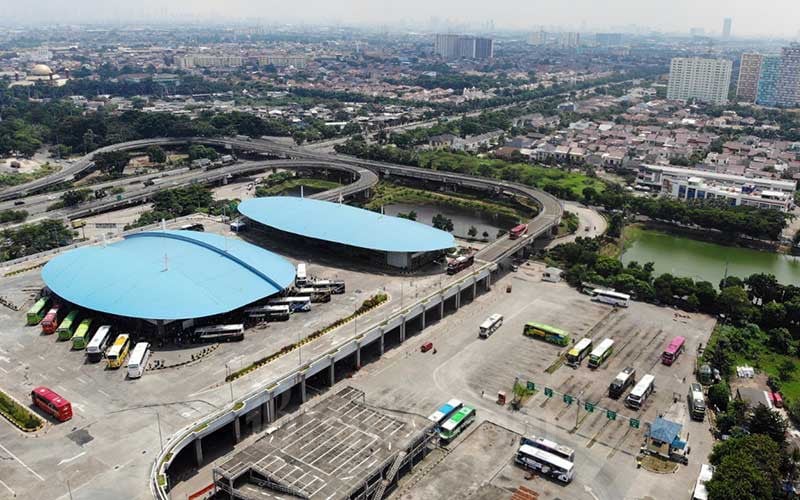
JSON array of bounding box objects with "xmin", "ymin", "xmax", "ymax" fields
[{"xmin": 5, "ymin": 0, "xmax": 800, "ymax": 38}]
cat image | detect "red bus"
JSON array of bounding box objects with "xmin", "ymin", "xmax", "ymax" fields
[
  {"xmin": 31, "ymin": 386, "xmax": 72, "ymax": 422},
  {"xmin": 661, "ymin": 336, "xmax": 686, "ymax": 366},
  {"xmin": 509, "ymin": 224, "xmax": 528, "ymax": 240},
  {"xmin": 40, "ymin": 306, "xmax": 61, "ymax": 335},
  {"xmin": 447, "ymin": 254, "xmax": 475, "ymax": 275}
]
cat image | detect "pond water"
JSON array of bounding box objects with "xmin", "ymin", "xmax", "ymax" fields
[
  {"xmin": 620, "ymin": 228, "xmax": 800, "ymax": 286},
  {"xmin": 383, "ymin": 202, "xmax": 510, "ymax": 241}
]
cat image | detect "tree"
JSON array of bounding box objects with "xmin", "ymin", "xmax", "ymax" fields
[
  {"xmin": 468, "ymin": 225, "xmax": 478, "ymax": 238},
  {"xmin": 146, "ymin": 145, "xmax": 167, "ymax": 164},
  {"xmin": 60, "ymin": 189, "xmax": 92, "ymax": 207},
  {"xmin": 396, "ymin": 210, "xmax": 417, "ymax": 221},
  {"xmin": 482, "ymin": 230, "xmax": 489, "ymax": 240},
  {"xmin": 745, "ymin": 273, "xmax": 781, "ymax": 303},
  {"xmin": 717, "ymin": 286, "xmax": 753, "ymax": 323},
  {"xmin": 778, "ymin": 359, "xmax": 796, "ymax": 382},
  {"xmin": 432, "ymin": 214, "xmax": 454, "ymax": 232},
  {"xmin": 748, "ymin": 403, "xmax": 787, "ymax": 446},
  {"xmin": 708, "ymin": 383, "xmax": 731, "ymax": 412},
  {"xmin": 761, "ymin": 302, "xmax": 787, "ymax": 330},
  {"xmin": 707, "ymin": 434, "xmax": 783, "ymax": 500},
  {"xmin": 187, "ymin": 145, "xmax": 218, "ymax": 161}
]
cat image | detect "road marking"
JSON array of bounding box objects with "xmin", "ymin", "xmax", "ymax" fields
[
  {"xmin": 38, "ymin": 355, "xmax": 45, "ymax": 361},
  {"xmin": 0, "ymin": 442, "xmax": 45, "ymax": 481},
  {"xmin": 76, "ymin": 377, "xmax": 87, "ymax": 385},
  {"xmin": 58, "ymin": 451, "xmax": 86, "ymax": 466},
  {"xmin": 0, "ymin": 367, "xmax": 7, "ymax": 374},
  {"xmin": 15, "ymin": 342, "xmax": 24, "ymax": 349},
  {"xmin": 0, "ymin": 478, "xmax": 15, "ymax": 496},
  {"xmin": 98, "ymin": 389, "xmax": 111, "ymax": 398},
  {"xmin": 57, "ymin": 366, "xmax": 66, "ymax": 372}
]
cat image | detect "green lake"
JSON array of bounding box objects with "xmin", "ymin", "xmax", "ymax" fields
[{"xmin": 620, "ymin": 229, "xmax": 800, "ymax": 286}]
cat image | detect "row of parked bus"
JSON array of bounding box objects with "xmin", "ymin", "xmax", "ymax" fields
[
  {"xmin": 26, "ymin": 297, "xmax": 151, "ymax": 378},
  {"xmin": 515, "ymin": 435, "xmax": 576, "ymax": 484},
  {"xmin": 427, "ymin": 399, "xmax": 477, "ymax": 444}
]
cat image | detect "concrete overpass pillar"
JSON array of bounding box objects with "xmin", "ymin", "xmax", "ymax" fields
[
  {"xmin": 267, "ymin": 397, "xmax": 276, "ymax": 423},
  {"xmin": 260, "ymin": 400, "xmax": 269, "ymax": 427},
  {"xmin": 379, "ymin": 329, "xmax": 385, "ymax": 355},
  {"xmin": 194, "ymin": 438, "xmax": 204, "ymax": 467},
  {"xmin": 400, "ymin": 317, "xmax": 406, "ymax": 343},
  {"xmin": 356, "ymin": 344, "xmax": 362, "ymax": 369},
  {"xmin": 300, "ymin": 375, "xmax": 307, "ymax": 404},
  {"xmin": 439, "ymin": 299, "xmax": 444, "ymax": 319},
  {"xmin": 421, "ymin": 309, "xmax": 426, "ymax": 330},
  {"xmin": 233, "ymin": 417, "xmax": 241, "ymax": 443},
  {"xmin": 329, "ymin": 358, "xmax": 335, "ymax": 386},
  {"xmin": 473, "ymin": 280, "xmax": 477, "ymax": 298},
  {"xmin": 456, "ymin": 288, "xmax": 461, "ymax": 309}
]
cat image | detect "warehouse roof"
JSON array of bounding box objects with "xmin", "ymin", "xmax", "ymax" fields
[
  {"xmin": 238, "ymin": 197, "xmax": 455, "ymax": 253},
  {"xmin": 41, "ymin": 230, "xmax": 295, "ymax": 320}
]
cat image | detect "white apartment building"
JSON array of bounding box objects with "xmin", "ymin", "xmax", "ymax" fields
[
  {"xmin": 636, "ymin": 164, "xmax": 796, "ymax": 212},
  {"xmin": 176, "ymin": 54, "xmax": 244, "ymax": 69},
  {"xmin": 667, "ymin": 57, "xmax": 733, "ymax": 105}
]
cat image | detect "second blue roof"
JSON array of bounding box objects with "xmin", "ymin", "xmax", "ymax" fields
[{"xmin": 238, "ymin": 197, "xmax": 456, "ymax": 253}]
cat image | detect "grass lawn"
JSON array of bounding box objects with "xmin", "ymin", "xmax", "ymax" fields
[{"xmin": 255, "ymin": 177, "xmax": 341, "ymax": 197}]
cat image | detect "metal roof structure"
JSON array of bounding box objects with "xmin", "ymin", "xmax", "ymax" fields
[
  {"xmin": 238, "ymin": 197, "xmax": 455, "ymax": 253},
  {"xmin": 41, "ymin": 230, "xmax": 295, "ymax": 321}
]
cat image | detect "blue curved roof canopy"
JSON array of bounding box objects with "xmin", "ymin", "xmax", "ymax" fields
[
  {"xmin": 238, "ymin": 197, "xmax": 456, "ymax": 253},
  {"xmin": 41, "ymin": 230, "xmax": 295, "ymax": 321}
]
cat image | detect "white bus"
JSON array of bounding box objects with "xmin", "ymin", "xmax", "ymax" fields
[
  {"xmin": 293, "ymin": 287, "xmax": 332, "ymax": 303},
  {"xmin": 592, "ymin": 289, "xmax": 630, "ymax": 307},
  {"xmin": 588, "ymin": 338, "xmax": 615, "ymax": 369},
  {"xmin": 296, "ymin": 263, "xmax": 307, "ymax": 286},
  {"xmin": 521, "ymin": 436, "xmax": 575, "ymax": 462},
  {"xmin": 86, "ymin": 325, "xmax": 112, "ymax": 363},
  {"xmin": 688, "ymin": 383, "xmax": 706, "ymax": 421},
  {"xmin": 692, "ymin": 463, "xmax": 714, "ymax": 500},
  {"xmin": 245, "ymin": 305, "xmax": 291, "ymax": 321},
  {"xmin": 193, "ymin": 324, "xmax": 245, "ymax": 343},
  {"xmin": 308, "ymin": 279, "xmax": 346, "ymax": 294},
  {"xmin": 127, "ymin": 342, "xmax": 151, "ymax": 379},
  {"xmin": 479, "ymin": 314, "xmax": 503, "ymax": 338},
  {"xmin": 515, "ymin": 444, "xmax": 575, "ymax": 484},
  {"xmin": 267, "ymin": 296, "xmax": 311, "ymax": 312},
  {"xmin": 428, "ymin": 399, "xmax": 463, "ymax": 426},
  {"xmin": 566, "ymin": 338, "xmax": 593, "ymax": 367},
  {"xmin": 625, "ymin": 374, "xmax": 655, "ymax": 410}
]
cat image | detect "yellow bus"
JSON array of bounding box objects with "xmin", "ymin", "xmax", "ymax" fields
[
  {"xmin": 106, "ymin": 334, "xmax": 131, "ymax": 369},
  {"xmin": 71, "ymin": 218, "xmax": 87, "ymax": 229},
  {"xmin": 71, "ymin": 318, "xmax": 94, "ymax": 349}
]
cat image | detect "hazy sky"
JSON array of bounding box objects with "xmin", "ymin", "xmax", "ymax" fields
[{"xmin": 6, "ymin": 0, "xmax": 800, "ymax": 37}]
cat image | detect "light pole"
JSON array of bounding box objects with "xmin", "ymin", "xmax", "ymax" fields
[
  {"xmin": 225, "ymin": 364, "xmax": 234, "ymax": 403},
  {"xmin": 156, "ymin": 411, "xmax": 164, "ymax": 452}
]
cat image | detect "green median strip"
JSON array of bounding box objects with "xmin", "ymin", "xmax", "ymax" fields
[{"xmin": 0, "ymin": 388, "xmax": 43, "ymax": 431}]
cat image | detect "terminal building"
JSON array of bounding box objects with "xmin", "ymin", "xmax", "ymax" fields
[
  {"xmin": 41, "ymin": 230, "xmax": 296, "ymax": 335},
  {"xmin": 238, "ymin": 197, "xmax": 456, "ymax": 270},
  {"xmin": 635, "ymin": 164, "xmax": 797, "ymax": 211}
]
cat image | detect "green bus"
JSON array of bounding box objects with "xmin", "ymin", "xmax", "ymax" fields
[
  {"xmin": 439, "ymin": 406, "xmax": 476, "ymax": 443},
  {"xmin": 26, "ymin": 297, "xmax": 50, "ymax": 325},
  {"xmin": 57, "ymin": 311, "xmax": 80, "ymax": 340},
  {"xmin": 71, "ymin": 318, "xmax": 94, "ymax": 349},
  {"xmin": 523, "ymin": 322, "xmax": 570, "ymax": 347},
  {"xmin": 588, "ymin": 338, "xmax": 615, "ymax": 369}
]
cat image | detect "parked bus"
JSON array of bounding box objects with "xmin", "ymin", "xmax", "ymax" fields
[
  {"xmin": 566, "ymin": 338, "xmax": 593, "ymax": 367},
  {"xmin": 179, "ymin": 223, "xmax": 204, "ymax": 232},
  {"xmin": 106, "ymin": 334, "xmax": 131, "ymax": 369},
  {"xmin": 127, "ymin": 342, "xmax": 151, "ymax": 379},
  {"xmin": 87, "ymin": 325, "xmax": 112, "ymax": 362},
  {"xmin": 26, "ymin": 297, "xmax": 50, "ymax": 325},
  {"xmin": 439, "ymin": 406, "xmax": 476, "ymax": 443},
  {"xmin": 56, "ymin": 310, "xmax": 79, "ymax": 340},
  {"xmin": 692, "ymin": 464, "xmax": 714, "ymax": 500},
  {"xmin": 625, "ymin": 374, "xmax": 655, "ymax": 410},
  {"xmin": 308, "ymin": 279, "xmax": 346, "ymax": 294},
  {"xmin": 520, "ymin": 436, "xmax": 576, "ymax": 462},
  {"xmin": 447, "ymin": 254, "xmax": 474, "ymax": 275},
  {"xmin": 509, "ymin": 224, "xmax": 528, "ymax": 240},
  {"xmin": 40, "ymin": 306, "xmax": 62, "ymax": 334},
  {"xmin": 661, "ymin": 336, "xmax": 686, "ymax": 366},
  {"xmin": 608, "ymin": 367, "xmax": 636, "ymax": 399},
  {"xmin": 428, "ymin": 399, "xmax": 463, "ymax": 426},
  {"xmin": 267, "ymin": 296, "xmax": 311, "ymax": 312},
  {"xmin": 293, "ymin": 287, "xmax": 332, "ymax": 303},
  {"xmin": 592, "ymin": 289, "xmax": 630, "ymax": 307},
  {"xmin": 245, "ymin": 305, "xmax": 291, "ymax": 322},
  {"xmin": 588, "ymin": 338, "xmax": 614, "ymax": 369},
  {"xmin": 479, "ymin": 314, "xmax": 503, "ymax": 338},
  {"xmin": 71, "ymin": 318, "xmax": 94, "ymax": 349},
  {"xmin": 515, "ymin": 444, "xmax": 575, "ymax": 484},
  {"xmin": 71, "ymin": 218, "xmax": 87, "ymax": 229},
  {"xmin": 193, "ymin": 324, "xmax": 245, "ymax": 343},
  {"xmin": 688, "ymin": 383, "xmax": 706, "ymax": 421},
  {"xmin": 31, "ymin": 386, "xmax": 72, "ymax": 422},
  {"xmin": 523, "ymin": 322, "xmax": 570, "ymax": 346},
  {"xmin": 296, "ymin": 263, "xmax": 307, "ymax": 286}
]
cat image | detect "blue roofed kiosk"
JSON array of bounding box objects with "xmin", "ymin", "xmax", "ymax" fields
[{"xmin": 238, "ymin": 197, "xmax": 456, "ymax": 270}]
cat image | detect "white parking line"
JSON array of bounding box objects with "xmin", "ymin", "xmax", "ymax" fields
[
  {"xmin": 57, "ymin": 451, "xmax": 86, "ymax": 466},
  {"xmin": 0, "ymin": 478, "xmax": 15, "ymax": 496},
  {"xmin": 0, "ymin": 367, "xmax": 7, "ymax": 374},
  {"xmin": 76, "ymin": 377, "xmax": 87, "ymax": 385},
  {"xmin": 57, "ymin": 366, "xmax": 66, "ymax": 373},
  {"xmin": 97, "ymin": 389, "xmax": 111, "ymax": 398},
  {"xmin": 0, "ymin": 442, "xmax": 45, "ymax": 481}
]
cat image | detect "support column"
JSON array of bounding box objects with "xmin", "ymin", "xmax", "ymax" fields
[
  {"xmin": 379, "ymin": 329, "xmax": 385, "ymax": 355},
  {"xmin": 300, "ymin": 375, "xmax": 307, "ymax": 404},
  {"xmin": 439, "ymin": 299, "xmax": 444, "ymax": 319},
  {"xmin": 473, "ymin": 281, "xmax": 477, "ymax": 298},
  {"xmin": 194, "ymin": 438, "xmax": 204, "ymax": 467},
  {"xmin": 260, "ymin": 401, "xmax": 269, "ymax": 427},
  {"xmin": 267, "ymin": 397, "xmax": 276, "ymax": 424},
  {"xmin": 356, "ymin": 345, "xmax": 362, "ymax": 369},
  {"xmin": 329, "ymin": 358, "xmax": 335, "ymax": 387},
  {"xmin": 421, "ymin": 309, "xmax": 426, "ymax": 330},
  {"xmin": 400, "ymin": 318, "xmax": 406, "ymax": 343},
  {"xmin": 233, "ymin": 417, "xmax": 241, "ymax": 443},
  {"xmin": 486, "ymin": 274, "xmax": 492, "ymax": 290},
  {"xmin": 456, "ymin": 288, "xmax": 461, "ymax": 309}
]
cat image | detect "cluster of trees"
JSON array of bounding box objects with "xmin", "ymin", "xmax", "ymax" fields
[
  {"xmin": 388, "ymin": 110, "xmax": 513, "ymax": 148},
  {"xmin": 7, "ymin": 75, "xmax": 230, "ymax": 100},
  {"xmin": 126, "ymin": 185, "xmax": 236, "ymax": 229},
  {"xmin": 432, "ymin": 214, "xmax": 454, "ymax": 232},
  {"xmin": 0, "ymin": 220, "xmax": 73, "ymax": 262},
  {"xmin": 0, "ymin": 209, "xmax": 28, "ymax": 224},
  {"xmin": 187, "ymin": 145, "xmax": 219, "ymax": 161},
  {"xmin": 584, "ymin": 184, "xmax": 789, "ymax": 241}
]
